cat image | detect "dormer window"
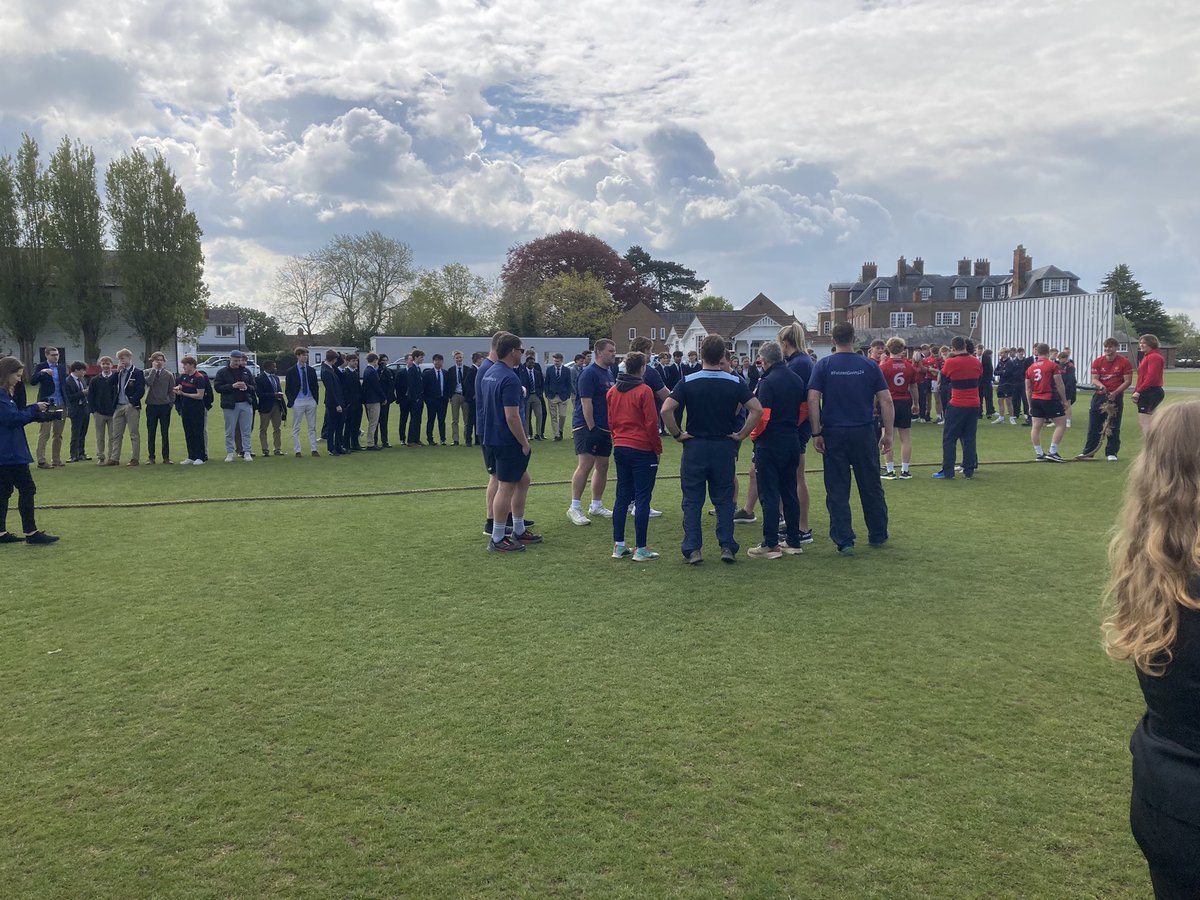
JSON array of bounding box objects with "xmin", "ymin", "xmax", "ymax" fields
[
  {"xmin": 953, "ymin": 286, "xmax": 967, "ymax": 301},
  {"xmin": 216, "ymin": 324, "xmax": 235, "ymax": 337},
  {"xmin": 876, "ymin": 287, "xmax": 889, "ymax": 302},
  {"xmin": 981, "ymin": 287, "xmax": 995, "ymax": 300},
  {"xmin": 1043, "ymin": 278, "xmax": 1069, "ymax": 293},
  {"xmin": 919, "ymin": 288, "xmax": 932, "ymax": 301}
]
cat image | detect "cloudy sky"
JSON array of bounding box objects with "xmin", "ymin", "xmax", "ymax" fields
[{"xmin": 2, "ymin": 0, "xmax": 1197, "ymax": 327}]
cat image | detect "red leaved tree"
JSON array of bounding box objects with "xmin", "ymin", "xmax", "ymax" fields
[{"xmin": 500, "ymin": 230, "xmax": 653, "ymax": 312}]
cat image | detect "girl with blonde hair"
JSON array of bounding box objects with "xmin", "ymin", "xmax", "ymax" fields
[{"xmin": 1104, "ymin": 399, "xmax": 1200, "ymax": 897}]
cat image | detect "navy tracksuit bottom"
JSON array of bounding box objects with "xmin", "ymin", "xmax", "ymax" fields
[
  {"xmin": 822, "ymin": 424, "xmax": 888, "ymax": 549},
  {"xmin": 679, "ymin": 437, "xmax": 738, "ymax": 557}
]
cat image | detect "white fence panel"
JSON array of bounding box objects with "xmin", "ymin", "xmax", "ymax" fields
[{"xmin": 980, "ymin": 293, "xmax": 1114, "ymax": 362}]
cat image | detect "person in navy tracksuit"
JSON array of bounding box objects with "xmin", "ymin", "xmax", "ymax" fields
[{"xmin": 0, "ymin": 356, "xmax": 59, "ymax": 543}]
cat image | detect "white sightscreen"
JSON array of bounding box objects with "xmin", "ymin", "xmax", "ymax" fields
[{"xmin": 980, "ymin": 293, "xmax": 1114, "ymax": 362}]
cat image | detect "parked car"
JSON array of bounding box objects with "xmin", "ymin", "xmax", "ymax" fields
[{"xmin": 196, "ymin": 355, "xmax": 260, "ymax": 379}]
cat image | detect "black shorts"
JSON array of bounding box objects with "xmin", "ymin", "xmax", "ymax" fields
[
  {"xmin": 491, "ymin": 444, "xmax": 530, "ymax": 483},
  {"xmin": 1029, "ymin": 398, "xmax": 1065, "ymax": 420},
  {"xmin": 1137, "ymin": 387, "xmax": 1165, "ymax": 414},
  {"xmin": 996, "ymin": 384, "xmax": 1010, "ymax": 399},
  {"xmin": 892, "ymin": 402, "xmax": 913, "ymax": 429},
  {"xmin": 573, "ymin": 426, "xmax": 612, "ymax": 458}
]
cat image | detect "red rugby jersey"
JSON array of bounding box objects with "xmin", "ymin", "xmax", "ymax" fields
[
  {"xmin": 940, "ymin": 354, "xmax": 982, "ymax": 408},
  {"xmin": 1091, "ymin": 354, "xmax": 1133, "ymax": 394},
  {"xmin": 879, "ymin": 357, "xmax": 917, "ymax": 402},
  {"xmin": 1026, "ymin": 358, "xmax": 1061, "ymax": 400}
]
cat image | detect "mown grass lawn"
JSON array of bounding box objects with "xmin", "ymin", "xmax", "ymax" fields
[{"xmin": 2, "ymin": 401, "xmax": 1172, "ymax": 897}]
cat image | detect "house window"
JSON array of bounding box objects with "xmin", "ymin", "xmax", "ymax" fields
[
  {"xmin": 981, "ymin": 287, "xmax": 995, "ymax": 300},
  {"xmin": 935, "ymin": 312, "xmax": 961, "ymax": 326},
  {"xmin": 1118, "ymin": 343, "xmax": 1129, "ymax": 353},
  {"xmin": 628, "ymin": 327, "xmax": 636, "ymax": 341},
  {"xmin": 970, "ymin": 311, "xmax": 978, "ymax": 329},
  {"xmin": 822, "ymin": 320, "xmax": 832, "ymax": 334},
  {"xmin": 953, "ymin": 286, "xmax": 967, "ymax": 301},
  {"xmin": 1043, "ymin": 278, "xmax": 1069, "ymax": 293},
  {"xmin": 919, "ymin": 288, "xmax": 931, "ymax": 301},
  {"xmin": 216, "ymin": 324, "xmax": 235, "ymax": 337},
  {"xmin": 889, "ymin": 312, "xmax": 914, "ymax": 328},
  {"xmin": 876, "ymin": 287, "xmax": 890, "ymax": 302}
]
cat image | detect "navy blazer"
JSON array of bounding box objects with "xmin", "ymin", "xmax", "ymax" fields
[
  {"xmin": 544, "ymin": 364, "xmax": 571, "ymax": 401},
  {"xmin": 255, "ymin": 371, "xmax": 285, "ymax": 413},
  {"xmin": 377, "ymin": 365, "xmax": 395, "ymax": 403},
  {"xmin": 406, "ymin": 364, "xmax": 424, "ymax": 404},
  {"xmin": 361, "ymin": 365, "xmax": 386, "ymax": 404},
  {"xmin": 340, "ymin": 367, "xmax": 362, "ymax": 405},
  {"xmin": 423, "ymin": 367, "xmax": 451, "ymax": 404},
  {"xmin": 33, "ymin": 361, "xmax": 69, "ymax": 404},
  {"xmin": 320, "ymin": 362, "xmax": 344, "ymax": 408},
  {"xmin": 445, "ymin": 363, "xmax": 475, "ymax": 402},
  {"xmin": 109, "ymin": 365, "xmax": 146, "ymax": 408},
  {"xmin": 663, "ymin": 363, "xmax": 682, "ymax": 390},
  {"xmin": 63, "ymin": 372, "xmax": 89, "ymax": 415},
  {"xmin": 285, "ymin": 364, "xmax": 320, "ymax": 407},
  {"xmin": 520, "ymin": 364, "xmax": 544, "ymax": 396}
]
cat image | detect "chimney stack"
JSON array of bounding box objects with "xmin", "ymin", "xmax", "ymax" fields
[
  {"xmin": 973, "ymin": 258, "xmax": 990, "ymax": 277},
  {"xmin": 897, "ymin": 256, "xmax": 907, "ymax": 283},
  {"xmin": 958, "ymin": 257, "xmax": 971, "ymax": 277},
  {"xmin": 1012, "ymin": 245, "xmax": 1032, "ymax": 295},
  {"xmin": 861, "ymin": 261, "xmax": 877, "ymax": 282},
  {"xmin": 913, "ymin": 257, "xmax": 924, "ymax": 275}
]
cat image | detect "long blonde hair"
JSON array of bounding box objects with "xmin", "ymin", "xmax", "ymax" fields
[
  {"xmin": 778, "ymin": 323, "xmax": 807, "ymax": 355},
  {"xmin": 1104, "ymin": 400, "xmax": 1200, "ymax": 674}
]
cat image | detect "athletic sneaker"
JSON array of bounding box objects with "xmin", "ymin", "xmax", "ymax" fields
[
  {"xmin": 748, "ymin": 543, "xmax": 783, "ymax": 560},
  {"xmin": 632, "ymin": 548, "xmax": 659, "ymax": 562},
  {"xmin": 897, "ymin": 471, "xmax": 912, "ymax": 480},
  {"xmin": 193, "ymin": 460, "xmax": 205, "ymax": 466},
  {"xmin": 781, "ymin": 544, "xmax": 804, "ymax": 555},
  {"xmin": 993, "ymin": 415, "xmax": 1005, "ymax": 424},
  {"xmin": 225, "ymin": 453, "xmax": 235, "ymax": 462},
  {"xmin": 1107, "ymin": 454, "xmax": 1119, "ymax": 462},
  {"xmin": 797, "ymin": 530, "xmax": 814, "ymax": 544},
  {"xmin": 837, "ymin": 544, "xmax": 855, "ymax": 557},
  {"xmin": 1036, "ymin": 454, "xmax": 1047, "ymax": 462},
  {"xmin": 1075, "ymin": 451, "xmax": 1094, "ymax": 460},
  {"xmin": 627, "ymin": 507, "xmax": 664, "ymax": 517},
  {"xmin": 25, "ymin": 530, "xmax": 60, "ymax": 545},
  {"xmin": 612, "ymin": 545, "xmax": 634, "ymax": 559},
  {"xmin": 936, "ymin": 416, "xmax": 944, "ymax": 425},
  {"xmin": 882, "ymin": 470, "xmax": 897, "ymax": 480},
  {"xmin": 589, "ymin": 506, "xmax": 613, "ymax": 519},
  {"xmin": 487, "ymin": 537, "xmax": 525, "ymax": 553},
  {"xmin": 879, "ymin": 465, "xmax": 889, "ymax": 475},
  {"xmin": 567, "ymin": 507, "xmax": 591, "ymax": 526},
  {"xmin": 1045, "ymin": 452, "xmax": 1066, "ymax": 463},
  {"xmin": 242, "ymin": 452, "xmax": 253, "ymax": 461},
  {"xmin": 1010, "ymin": 417, "xmax": 1017, "ymax": 424},
  {"xmin": 954, "ymin": 465, "xmax": 963, "ymax": 473},
  {"xmin": 514, "ymin": 531, "xmax": 543, "ymax": 545},
  {"xmin": 732, "ymin": 508, "xmax": 757, "ymax": 524},
  {"xmin": 684, "ymin": 551, "xmax": 703, "ymax": 565},
  {"xmin": 932, "ymin": 471, "xmax": 952, "ymax": 479},
  {"xmin": 180, "ymin": 459, "xmax": 193, "ymax": 465},
  {"xmin": 720, "ymin": 547, "xmax": 736, "ymax": 564}
]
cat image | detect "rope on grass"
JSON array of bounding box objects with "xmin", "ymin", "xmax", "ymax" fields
[{"xmin": 40, "ymin": 458, "xmax": 1058, "ymax": 510}]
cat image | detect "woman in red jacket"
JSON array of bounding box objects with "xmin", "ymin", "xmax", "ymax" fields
[
  {"xmin": 606, "ymin": 352, "xmax": 662, "ymax": 561},
  {"xmin": 1133, "ymin": 333, "xmax": 1166, "ymax": 434}
]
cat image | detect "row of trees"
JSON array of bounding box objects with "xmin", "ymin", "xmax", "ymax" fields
[
  {"xmin": 0, "ymin": 134, "xmax": 206, "ymax": 366},
  {"xmin": 271, "ymin": 229, "xmax": 726, "ymax": 345}
]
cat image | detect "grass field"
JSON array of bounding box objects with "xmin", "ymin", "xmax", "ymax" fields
[{"xmin": 1, "ymin": 400, "xmax": 1175, "ymax": 897}]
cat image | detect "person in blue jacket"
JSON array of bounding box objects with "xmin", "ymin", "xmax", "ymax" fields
[{"xmin": 0, "ymin": 357, "xmax": 60, "ymax": 544}]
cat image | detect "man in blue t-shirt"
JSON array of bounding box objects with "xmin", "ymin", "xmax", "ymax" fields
[
  {"xmin": 808, "ymin": 322, "xmax": 893, "ymax": 555},
  {"xmin": 662, "ymin": 335, "xmax": 763, "ymax": 564},
  {"xmin": 479, "ymin": 332, "xmax": 541, "ymax": 553},
  {"xmin": 567, "ymin": 339, "xmax": 617, "ymax": 526}
]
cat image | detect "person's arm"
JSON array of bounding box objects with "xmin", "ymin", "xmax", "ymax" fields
[
  {"xmin": 0, "ymin": 394, "xmax": 44, "ymax": 426},
  {"xmin": 876, "ymin": 390, "xmax": 894, "ymax": 454},
  {"xmin": 660, "ymin": 397, "xmax": 689, "ymax": 441},
  {"xmin": 908, "ymin": 383, "xmax": 918, "ymax": 413},
  {"xmin": 580, "ymin": 396, "xmax": 596, "ymax": 431},
  {"xmin": 655, "ymin": 386, "xmax": 670, "ymax": 402},
  {"xmin": 1090, "ymin": 364, "xmax": 1106, "ymax": 393},
  {"xmin": 807, "ymin": 388, "xmax": 824, "ymax": 454},
  {"xmin": 503, "ymin": 404, "xmax": 530, "ymax": 455},
  {"xmin": 731, "ymin": 397, "xmax": 763, "ymax": 441},
  {"xmin": 1025, "ymin": 374, "xmax": 1033, "ymax": 406},
  {"xmin": 1053, "ymin": 373, "xmax": 1069, "ymax": 407}
]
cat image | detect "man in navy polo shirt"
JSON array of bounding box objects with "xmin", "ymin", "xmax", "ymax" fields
[
  {"xmin": 567, "ymin": 339, "xmax": 617, "ymax": 526},
  {"xmin": 808, "ymin": 322, "xmax": 893, "ymax": 556},
  {"xmin": 662, "ymin": 335, "xmax": 763, "ymax": 565},
  {"xmin": 478, "ymin": 332, "xmax": 542, "ymax": 553}
]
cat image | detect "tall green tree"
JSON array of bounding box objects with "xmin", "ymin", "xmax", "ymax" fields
[
  {"xmin": 1100, "ymin": 264, "xmax": 1174, "ymax": 341},
  {"xmin": 1170, "ymin": 313, "xmax": 1200, "ymax": 361},
  {"xmin": 318, "ymin": 231, "xmax": 414, "ymax": 347},
  {"xmin": 211, "ymin": 303, "xmax": 285, "ymax": 352},
  {"xmin": 538, "ymin": 271, "xmax": 618, "ymax": 339},
  {"xmin": 388, "ymin": 263, "xmax": 491, "ymax": 336},
  {"xmin": 0, "ymin": 135, "xmax": 53, "ymax": 371},
  {"xmin": 106, "ymin": 149, "xmax": 208, "ymax": 361},
  {"xmin": 695, "ymin": 294, "xmax": 733, "ymax": 311},
  {"xmin": 624, "ymin": 245, "xmax": 708, "ymax": 312},
  {"xmin": 46, "ymin": 136, "xmax": 109, "ymax": 363}
]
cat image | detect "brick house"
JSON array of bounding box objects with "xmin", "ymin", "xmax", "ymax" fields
[
  {"xmin": 614, "ymin": 293, "xmax": 815, "ymax": 358},
  {"xmin": 819, "ymin": 245, "xmax": 1087, "ymax": 338}
]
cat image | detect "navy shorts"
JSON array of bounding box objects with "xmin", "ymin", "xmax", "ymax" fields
[
  {"xmin": 573, "ymin": 426, "xmax": 612, "ymax": 458},
  {"xmin": 1137, "ymin": 387, "xmax": 1164, "ymax": 414},
  {"xmin": 482, "ymin": 444, "xmax": 497, "ymax": 475},
  {"xmin": 1030, "ymin": 398, "xmax": 1065, "ymax": 420},
  {"xmin": 491, "ymin": 444, "xmax": 530, "ymax": 483}
]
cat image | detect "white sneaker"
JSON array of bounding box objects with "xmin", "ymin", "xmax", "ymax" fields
[
  {"xmin": 225, "ymin": 453, "xmax": 234, "ymax": 462},
  {"xmin": 192, "ymin": 459, "xmax": 205, "ymax": 466},
  {"xmin": 648, "ymin": 507, "xmax": 663, "ymax": 518},
  {"xmin": 567, "ymin": 507, "xmax": 591, "ymax": 526},
  {"xmin": 1107, "ymin": 454, "xmax": 1118, "ymax": 461},
  {"xmin": 992, "ymin": 416, "xmax": 1004, "ymax": 423},
  {"xmin": 1009, "ymin": 417, "xmax": 1017, "ymax": 424},
  {"xmin": 590, "ymin": 505, "xmax": 613, "ymax": 518},
  {"xmin": 180, "ymin": 459, "xmax": 193, "ymax": 465},
  {"xmin": 243, "ymin": 452, "xmax": 253, "ymax": 461}
]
